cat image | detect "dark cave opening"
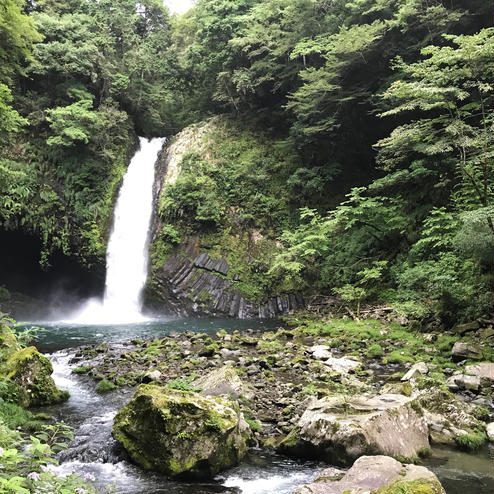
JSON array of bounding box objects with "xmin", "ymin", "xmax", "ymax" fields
[{"xmin": 0, "ymin": 230, "xmax": 105, "ymax": 319}]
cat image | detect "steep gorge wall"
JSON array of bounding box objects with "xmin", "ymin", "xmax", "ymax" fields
[{"xmin": 145, "ymin": 119, "xmax": 305, "ymax": 319}]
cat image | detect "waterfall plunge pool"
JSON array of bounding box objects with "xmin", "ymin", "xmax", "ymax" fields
[{"xmin": 28, "ymin": 317, "xmax": 280, "ymax": 353}]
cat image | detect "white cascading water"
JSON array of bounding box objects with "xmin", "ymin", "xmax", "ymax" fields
[{"xmin": 69, "ymin": 137, "xmax": 165, "ymax": 324}]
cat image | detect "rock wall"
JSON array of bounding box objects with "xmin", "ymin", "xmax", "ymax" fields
[
  {"xmin": 146, "ymin": 120, "xmax": 305, "ymax": 319},
  {"xmin": 147, "ymin": 240, "xmax": 305, "ymax": 319}
]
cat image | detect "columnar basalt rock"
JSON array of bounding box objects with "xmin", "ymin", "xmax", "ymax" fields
[{"xmin": 149, "ymin": 243, "xmax": 305, "ymax": 318}]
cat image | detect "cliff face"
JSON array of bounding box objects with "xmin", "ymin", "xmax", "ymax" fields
[
  {"xmin": 145, "ymin": 119, "xmax": 305, "ymax": 319},
  {"xmin": 148, "ymin": 239, "xmax": 305, "ymax": 319}
]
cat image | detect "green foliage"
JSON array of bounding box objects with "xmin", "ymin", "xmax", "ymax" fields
[
  {"xmin": 454, "ymin": 432, "xmax": 487, "ymax": 451},
  {"xmin": 0, "ymin": 400, "xmax": 33, "ymax": 430},
  {"xmin": 0, "ymin": 415, "xmax": 94, "ymax": 494},
  {"xmin": 166, "ymin": 375, "xmax": 201, "ymax": 392},
  {"xmin": 0, "ymin": 0, "xmax": 491, "ymax": 324}
]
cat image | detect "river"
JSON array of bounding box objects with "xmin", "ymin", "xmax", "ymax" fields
[{"xmin": 27, "ymin": 319, "xmax": 494, "ymax": 494}]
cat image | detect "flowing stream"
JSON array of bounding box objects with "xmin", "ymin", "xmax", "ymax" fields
[
  {"xmin": 38, "ymin": 327, "xmax": 320, "ymax": 494},
  {"xmin": 32, "ymin": 322, "xmax": 494, "ymax": 494}
]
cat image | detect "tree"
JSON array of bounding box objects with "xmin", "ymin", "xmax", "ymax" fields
[{"xmin": 376, "ymin": 28, "xmax": 494, "ymax": 232}]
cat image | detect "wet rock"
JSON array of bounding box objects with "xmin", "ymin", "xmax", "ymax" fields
[
  {"xmin": 451, "ymin": 342, "xmax": 481, "ymax": 361},
  {"xmin": 416, "ymin": 388, "xmax": 484, "ymax": 445},
  {"xmin": 447, "ymin": 363, "xmax": 493, "ymax": 395},
  {"xmin": 2, "ymin": 346, "xmax": 69, "ymax": 407},
  {"xmin": 401, "ymin": 362, "xmax": 428, "ymax": 381},
  {"xmin": 143, "ymin": 370, "xmax": 163, "ymax": 383},
  {"xmin": 447, "ymin": 374, "xmax": 480, "ymax": 392},
  {"xmin": 322, "ymin": 357, "xmax": 360, "ymax": 375},
  {"xmin": 278, "ymin": 394, "xmax": 429, "ymax": 465},
  {"xmin": 465, "ymin": 362, "xmax": 494, "ymax": 382},
  {"xmin": 309, "ymin": 346, "xmax": 332, "ymax": 360},
  {"xmin": 380, "ymin": 381, "xmax": 412, "ymax": 397},
  {"xmin": 292, "ymin": 455, "xmax": 445, "ymax": 494},
  {"xmin": 112, "ymin": 384, "xmax": 250, "ymax": 478},
  {"xmin": 193, "ymin": 364, "xmax": 252, "ymax": 400},
  {"xmin": 486, "ymin": 423, "xmax": 494, "ymax": 442}
]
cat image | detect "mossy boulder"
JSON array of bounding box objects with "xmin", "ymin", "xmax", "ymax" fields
[
  {"xmin": 2, "ymin": 346, "xmax": 69, "ymax": 407},
  {"xmin": 112, "ymin": 384, "xmax": 250, "ymax": 479},
  {"xmin": 415, "ymin": 388, "xmax": 486, "ymax": 447},
  {"xmin": 292, "ymin": 455, "xmax": 445, "ymax": 494}
]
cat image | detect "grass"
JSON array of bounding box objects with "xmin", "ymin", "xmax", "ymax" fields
[
  {"xmin": 96, "ymin": 379, "xmax": 117, "ymax": 393},
  {"xmin": 166, "ymin": 376, "xmax": 201, "ymax": 392},
  {"xmin": 454, "ymin": 432, "xmax": 487, "ymax": 451},
  {"xmin": 0, "ymin": 400, "xmax": 33, "ymax": 429}
]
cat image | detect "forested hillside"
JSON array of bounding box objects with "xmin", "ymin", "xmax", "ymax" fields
[{"xmin": 0, "ymin": 0, "xmax": 492, "ymax": 325}]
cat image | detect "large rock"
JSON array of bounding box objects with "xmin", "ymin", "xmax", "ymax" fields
[
  {"xmin": 416, "ymin": 388, "xmax": 484, "ymax": 445},
  {"xmin": 465, "ymin": 362, "xmax": 494, "ymax": 381},
  {"xmin": 193, "ymin": 364, "xmax": 253, "ymax": 400},
  {"xmin": 278, "ymin": 394, "xmax": 429, "ymax": 465},
  {"xmin": 322, "ymin": 357, "xmax": 360, "ymax": 375},
  {"xmin": 112, "ymin": 384, "xmax": 250, "ymax": 478},
  {"xmin": 148, "ymin": 242, "xmax": 305, "ymax": 318},
  {"xmin": 401, "ymin": 362, "xmax": 428, "ymax": 381},
  {"xmin": 447, "ymin": 363, "xmax": 494, "ymax": 395},
  {"xmin": 3, "ymin": 346, "xmax": 69, "ymax": 407},
  {"xmin": 486, "ymin": 423, "xmax": 494, "ymax": 442},
  {"xmin": 292, "ymin": 455, "xmax": 445, "ymax": 494},
  {"xmin": 309, "ymin": 345, "xmax": 332, "ymax": 360},
  {"xmin": 451, "ymin": 342, "xmax": 481, "ymax": 361}
]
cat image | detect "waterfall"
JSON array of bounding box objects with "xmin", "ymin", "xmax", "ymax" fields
[{"xmin": 69, "ymin": 137, "xmax": 165, "ymax": 324}]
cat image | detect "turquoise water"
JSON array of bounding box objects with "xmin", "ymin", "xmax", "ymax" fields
[{"xmin": 27, "ymin": 317, "xmax": 279, "ymax": 353}]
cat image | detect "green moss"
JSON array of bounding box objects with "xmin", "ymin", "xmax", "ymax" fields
[
  {"xmin": 3, "ymin": 346, "xmax": 69, "ymax": 406},
  {"xmin": 472, "ymin": 406, "xmax": 490, "ymax": 422},
  {"xmin": 301, "ymin": 383, "xmax": 319, "ymax": 396},
  {"xmin": 385, "ymin": 349, "xmax": 416, "ymax": 364},
  {"xmin": 367, "ymin": 343, "xmax": 384, "ymax": 358},
  {"xmin": 400, "ymin": 382, "xmax": 412, "ymax": 397},
  {"xmin": 96, "ymin": 379, "xmax": 117, "ymax": 393},
  {"xmin": 278, "ymin": 427, "xmax": 300, "ymax": 449},
  {"xmin": 373, "ymin": 478, "xmax": 445, "ymax": 494},
  {"xmin": 72, "ymin": 365, "xmax": 92, "ymax": 374},
  {"xmin": 243, "ymin": 411, "xmax": 262, "ymax": 432},
  {"xmin": 113, "ymin": 384, "xmax": 249, "ymax": 478}
]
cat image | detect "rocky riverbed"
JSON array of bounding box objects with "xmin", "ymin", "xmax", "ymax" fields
[{"xmin": 64, "ymin": 316, "xmax": 493, "ymax": 464}]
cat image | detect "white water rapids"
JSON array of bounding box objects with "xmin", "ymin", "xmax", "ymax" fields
[{"xmin": 68, "ymin": 137, "xmax": 165, "ymax": 324}]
